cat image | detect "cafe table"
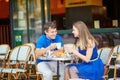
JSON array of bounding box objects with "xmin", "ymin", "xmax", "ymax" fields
[{"xmin": 38, "ymin": 56, "xmax": 72, "ymax": 80}]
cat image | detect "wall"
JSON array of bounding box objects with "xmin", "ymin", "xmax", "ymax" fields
[
  {"xmin": 50, "ymin": 0, "xmax": 65, "ymax": 14},
  {"xmin": 0, "ymin": 0, "xmax": 9, "ymax": 19}
]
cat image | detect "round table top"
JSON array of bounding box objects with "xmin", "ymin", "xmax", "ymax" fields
[{"xmin": 38, "ymin": 56, "xmax": 72, "ymax": 61}]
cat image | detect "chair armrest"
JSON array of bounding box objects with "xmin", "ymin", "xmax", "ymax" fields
[{"xmin": 104, "ymin": 64, "xmax": 110, "ymax": 75}]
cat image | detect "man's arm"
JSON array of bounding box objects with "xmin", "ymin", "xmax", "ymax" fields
[
  {"xmin": 35, "ymin": 48, "xmax": 46, "ymax": 58},
  {"xmin": 35, "ymin": 43, "xmax": 57, "ymax": 58}
]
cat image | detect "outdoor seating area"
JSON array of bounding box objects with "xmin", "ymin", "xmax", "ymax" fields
[
  {"xmin": 0, "ymin": 0, "xmax": 120, "ymax": 80},
  {"xmin": 0, "ymin": 43, "xmax": 120, "ymax": 80}
]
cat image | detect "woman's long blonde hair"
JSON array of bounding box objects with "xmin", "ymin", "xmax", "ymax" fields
[{"xmin": 73, "ymin": 21, "xmax": 98, "ymax": 50}]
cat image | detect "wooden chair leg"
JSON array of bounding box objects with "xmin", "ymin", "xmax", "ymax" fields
[
  {"xmin": 0, "ymin": 73, "xmax": 4, "ymax": 79},
  {"xmin": 29, "ymin": 65, "xmax": 32, "ymax": 75},
  {"xmin": 37, "ymin": 74, "xmax": 44, "ymax": 80},
  {"xmin": 37, "ymin": 74, "xmax": 40, "ymax": 80},
  {"xmin": 25, "ymin": 72, "xmax": 30, "ymax": 80},
  {"xmin": 114, "ymin": 65, "xmax": 117, "ymax": 79},
  {"xmin": 41, "ymin": 74, "xmax": 44, "ymax": 80},
  {"xmin": 7, "ymin": 73, "xmax": 12, "ymax": 80}
]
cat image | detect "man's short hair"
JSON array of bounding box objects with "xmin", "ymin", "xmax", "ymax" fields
[{"xmin": 44, "ymin": 22, "xmax": 57, "ymax": 31}]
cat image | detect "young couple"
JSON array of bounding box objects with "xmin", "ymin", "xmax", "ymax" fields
[{"xmin": 35, "ymin": 21, "xmax": 104, "ymax": 80}]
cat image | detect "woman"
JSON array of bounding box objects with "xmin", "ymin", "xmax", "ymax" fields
[{"xmin": 64, "ymin": 21, "xmax": 104, "ymax": 80}]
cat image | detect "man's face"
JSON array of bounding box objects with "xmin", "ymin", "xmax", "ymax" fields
[{"xmin": 45, "ymin": 27, "xmax": 57, "ymax": 39}]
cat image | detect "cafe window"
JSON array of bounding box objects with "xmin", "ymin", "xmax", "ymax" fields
[{"xmin": 11, "ymin": 0, "xmax": 50, "ymax": 46}]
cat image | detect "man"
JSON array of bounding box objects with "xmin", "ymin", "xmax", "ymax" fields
[{"xmin": 35, "ymin": 22, "xmax": 65, "ymax": 80}]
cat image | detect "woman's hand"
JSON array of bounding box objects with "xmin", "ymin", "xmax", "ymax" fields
[{"xmin": 64, "ymin": 46, "xmax": 78, "ymax": 54}]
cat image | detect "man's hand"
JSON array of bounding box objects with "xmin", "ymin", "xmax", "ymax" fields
[{"xmin": 48, "ymin": 43, "xmax": 57, "ymax": 50}]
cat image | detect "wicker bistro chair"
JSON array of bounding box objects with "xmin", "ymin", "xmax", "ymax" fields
[
  {"xmin": 114, "ymin": 52, "xmax": 120, "ymax": 79},
  {"xmin": 23, "ymin": 43, "xmax": 36, "ymax": 76},
  {"xmin": 0, "ymin": 44, "xmax": 10, "ymax": 68},
  {"xmin": 110, "ymin": 44, "xmax": 120, "ymax": 69},
  {"xmin": 98, "ymin": 47, "xmax": 113, "ymax": 80},
  {"xmin": 0, "ymin": 45, "xmax": 31, "ymax": 80},
  {"xmin": 0, "ymin": 44, "xmax": 10, "ymax": 78}
]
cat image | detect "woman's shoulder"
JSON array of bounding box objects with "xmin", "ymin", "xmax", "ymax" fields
[{"xmin": 87, "ymin": 39, "xmax": 95, "ymax": 48}]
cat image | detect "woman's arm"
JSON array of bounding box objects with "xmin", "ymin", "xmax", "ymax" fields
[
  {"xmin": 67, "ymin": 40, "xmax": 95, "ymax": 63},
  {"xmin": 74, "ymin": 46, "xmax": 94, "ymax": 63}
]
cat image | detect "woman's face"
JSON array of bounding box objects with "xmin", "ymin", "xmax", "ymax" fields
[{"xmin": 72, "ymin": 26, "xmax": 79, "ymax": 38}]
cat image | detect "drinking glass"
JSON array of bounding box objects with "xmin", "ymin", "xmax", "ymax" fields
[{"xmin": 56, "ymin": 43, "xmax": 61, "ymax": 49}]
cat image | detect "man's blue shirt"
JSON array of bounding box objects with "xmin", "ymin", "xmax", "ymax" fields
[{"xmin": 36, "ymin": 34, "xmax": 63, "ymax": 64}]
